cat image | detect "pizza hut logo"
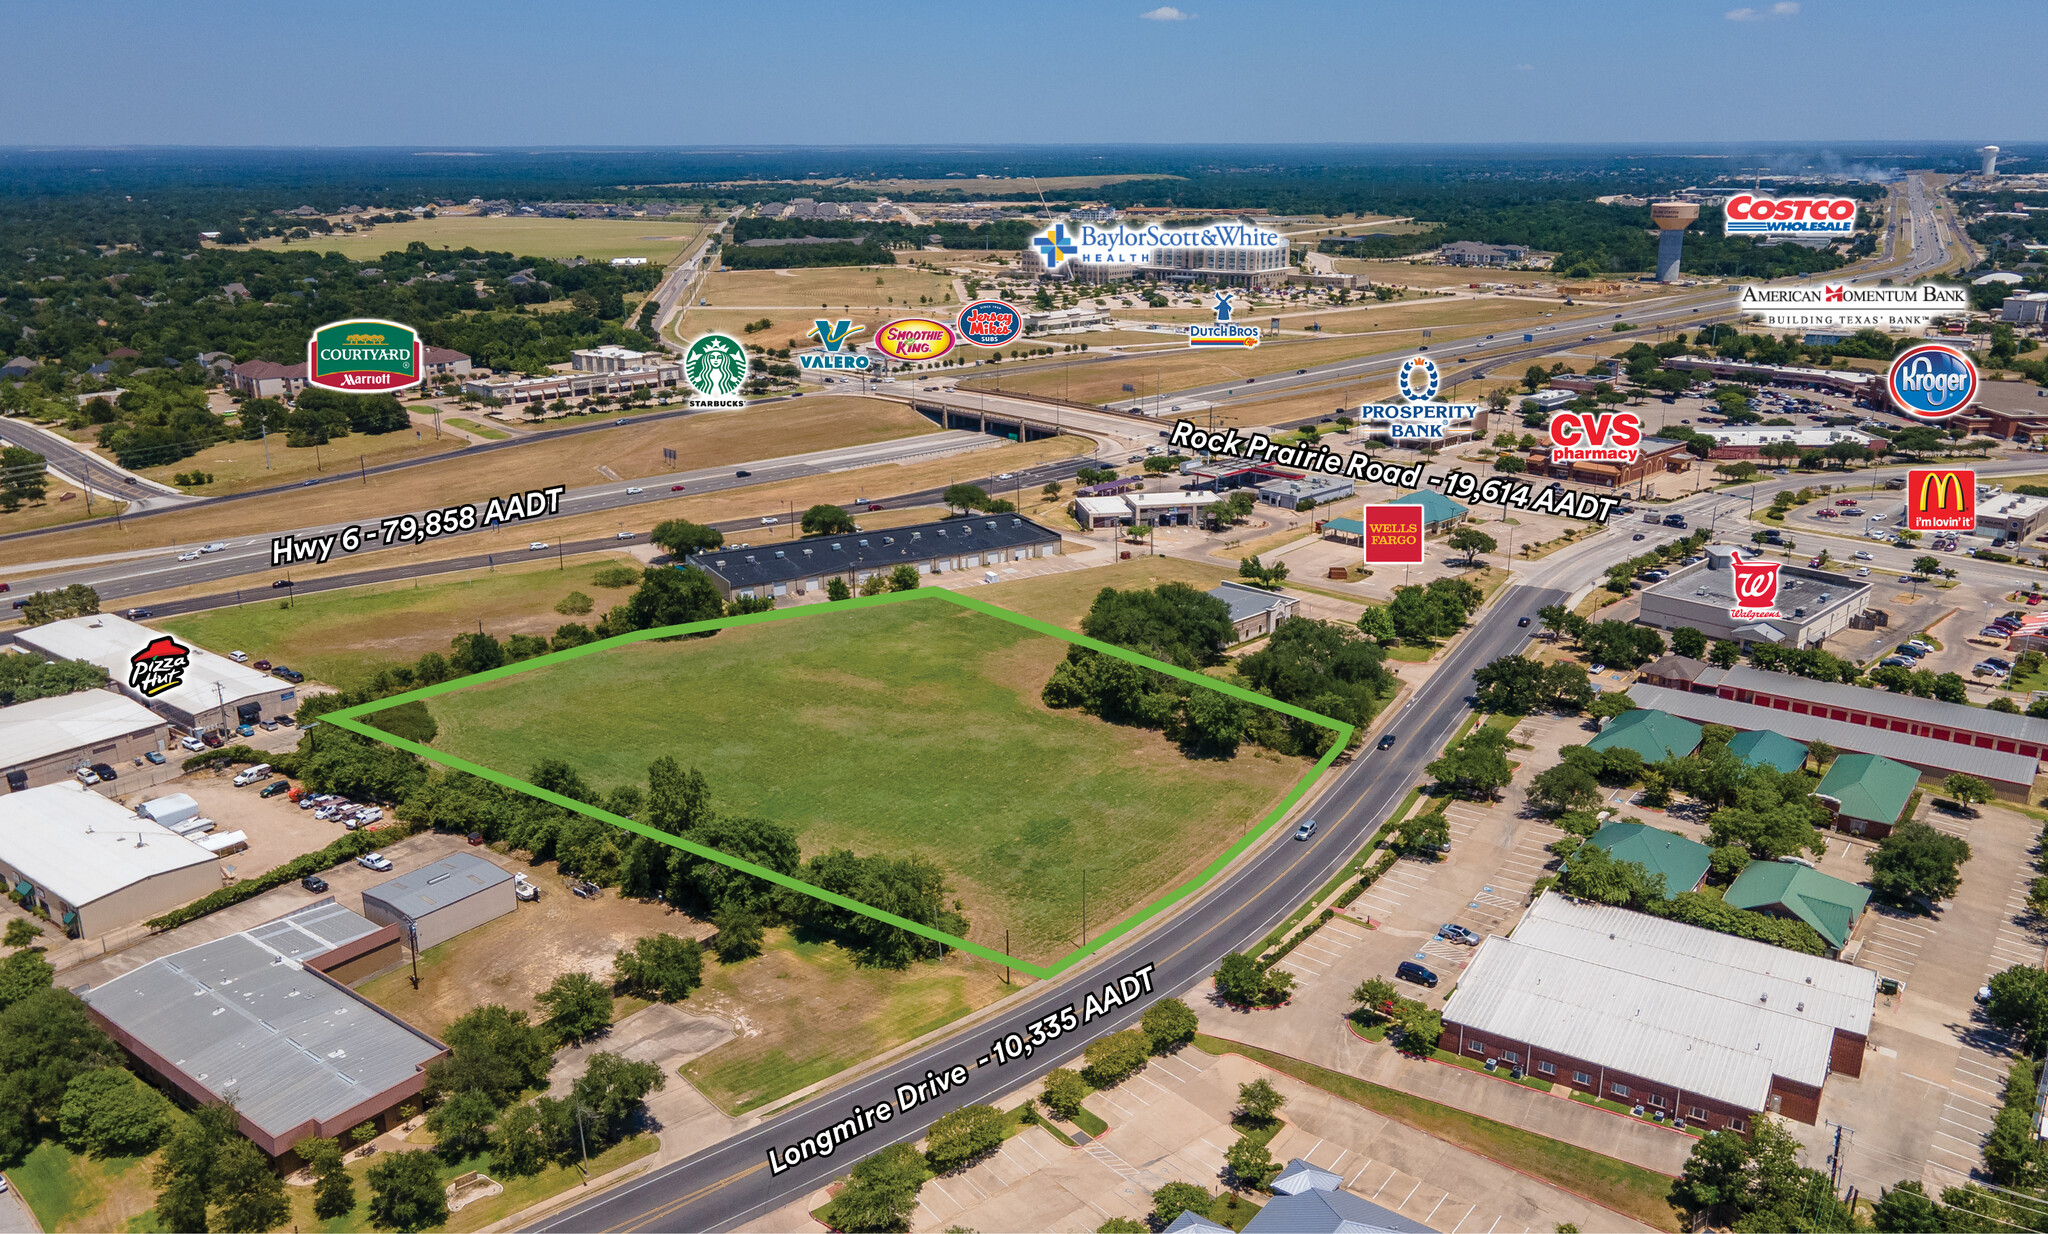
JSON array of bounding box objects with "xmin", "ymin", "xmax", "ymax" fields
[
  {"xmin": 1727, "ymin": 551, "xmax": 1783, "ymax": 621},
  {"xmin": 128, "ymin": 636, "xmax": 192, "ymax": 698}
]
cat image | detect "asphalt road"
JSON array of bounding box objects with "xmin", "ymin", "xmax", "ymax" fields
[{"xmin": 529, "ymin": 581, "xmax": 1566, "ymax": 1234}]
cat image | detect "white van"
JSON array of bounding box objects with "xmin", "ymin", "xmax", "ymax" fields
[
  {"xmin": 229, "ymin": 650, "xmax": 249, "ymax": 663},
  {"xmin": 232, "ymin": 763, "xmax": 272, "ymax": 787}
]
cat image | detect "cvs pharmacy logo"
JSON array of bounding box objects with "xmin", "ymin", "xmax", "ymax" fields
[
  {"xmin": 1548, "ymin": 410, "xmax": 1642, "ymax": 465},
  {"xmin": 1727, "ymin": 550, "xmax": 1784, "ymax": 621},
  {"xmin": 1907, "ymin": 468, "xmax": 1975, "ymax": 531}
]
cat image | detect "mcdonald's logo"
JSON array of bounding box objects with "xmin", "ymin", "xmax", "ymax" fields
[{"xmin": 1907, "ymin": 468, "xmax": 1975, "ymax": 531}]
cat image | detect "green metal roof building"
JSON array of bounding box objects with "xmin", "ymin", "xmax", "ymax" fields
[
  {"xmin": 1814, "ymin": 752, "xmax": 1920, "ymax": 838},
  {"xmin": 1726, "ymin": 729, "xmax": 1809, "ymax": 775},
  {"xmin": 1587, "ymin": 708, "xmax": 1702, "ymax": 765},
  {"xmin": 1385, "ymin": 489, "xmax": 1470, "ymax": 533},
  {"xmin": 1583, "ymin": 822, "xmax": 1712, "ymax": 898},
  {"xmin": 1726, "ymin": 861, "xmax": 1871, "ymax": 955}
]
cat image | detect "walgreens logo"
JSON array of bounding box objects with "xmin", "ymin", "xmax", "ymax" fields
[{"xmin": 1723, "ymin": 194, "xmax": 1859, "ymax": 236}]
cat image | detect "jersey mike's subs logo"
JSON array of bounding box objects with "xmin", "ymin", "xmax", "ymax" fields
[
  {"xmin": 129, "ymin": 636, "xmax": 192, "ymax": 698},
  {"xmin": 1722, "ymin": 194, "xmax": 1859, "ymax": 236},
  {"xmin": 955, "ymin": 300, "xmax": 1022, "ymax": 348},
  {"xmin": 1907, "ymin": 468, "xmax": 1975, "ymax": 531},
  {"xmin": 1727, "ymin": 551, "xmax": 1784, "ymax": 623},
  {"xmin": 872, "ymin": 318, "xmax": 955, "ymax": 362},
  {"xmin": 306, "ymin": 318, "xmax": 423, "ymax": 393}
]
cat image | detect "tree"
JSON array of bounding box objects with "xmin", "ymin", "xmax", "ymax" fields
[
  {"xmin": 367, "ymin": 1150, "xmax": 449, "ymax": 1233},
  {"xmin": 153, "ymin": 1100, "xmax": 236, "ymax": 1233},
  {"xmin": 1985, "ymin": 965, "xmax": 2048, "ymax": 1049},
  {"xmin": 1213, "ymin": 951, "xmax": 1291, "ymax": 1007},
  {"xmin": 490, "ymin": 1101, "xmax": 553, "ymax": 1178},
  {"xmin": 1081, "ymin": 1029, "xmax": 1153, "ymax": 1088},
  {"xmin": 1869, "ymin": 1182, "xmax": 1941, "ymax": 1233},
  {"xmin": 1150, "ymin": 1182, "xmax": 1214, "ymax": 1227},
  {"xmin": 649, "ymin": 518, "xmax": 723, "ymax": 557},
  {"xmin": 924, "ymin": 1103, "xmax": 1006, "ymax": 1173},
  {"xmin": 426, "ymin": 1087, "xmax": 498, "ymax": 1162},
  {"xmin": 212, "ymin": 1135, "xmax": 291, "ymax": 1234},
  {"xmin": 1352, "ymin": 976, "xmax": 1400, "ymax": 1024},
  {"xmin": 1983, "ymin": 1060, "xmax": 2041, "ymax": 1187},
  {"xmin": 1225, "ymin": 1137, "xmax": 1281, "ymax": 1189},
  {"xmin": 1944, "ymin": 773, "xmax": 1993, "ymax": 814},
  {"xmin": 1866, "ymin": 821, "xmax": 1971, "ymax": 905},
  {"xmin": 306, "ymin": 1136, "xmax": 357, "ymax": 1219},
  {"xmin": 19, "ymin": 583, "xmax": 100, "ymax": 626},
  {"xmin": 1528, "ymin": 763, "xmax": 1601, "ymax": 814},
  {"xmin": 1670, "ymin": 627, "xmax": 1707, "ymax": 659},
  {"xmin": 1236, "ymin": 1078, "xmax": 1285, "ymax": 1126},
  {"xmin": 821, "ymin": 1143, "xmax": 930, "ymax": 1233},
  {"xmin": 710, "ymin": 906, "xmax": 765, "ymax": 963},
  {"xmin": 616, "ymin": 566, "xmax": 725, "ymax": 632},
  {"xmin": 1708, "ymin": 639, "xmax": 1740, "ymax": 668},
  {"xmin": 801, "ymin": 504, "xmax": 857, "ymax": 536},
  {"xmin": 1096, "ymin": 1219, "xmax": 1146, "ymax": 1233},
  {"xmin": 537, "ymin": 971, "xmax": 614, "ymax": 1041},
  {"xmin": 612, "ymin": 933, "xmax": 704, "ymax": 1003},
  {"xmin": 1356, "ymin": 606, "xmax": 1396, "ymax": 644},
  {"xmin": 1709, "ymin": 844, "xmax": 1751, "ymax": 883},
  {"xmin": 1237, "ymin": 554, "xmax": 1289, "ymax": 588},
  {"xmin": 571, "ymin": 1052, "xmax": 665, "ymax": 1147},
  {"xmin": 2, "ymin": 919, "xmax": 42, "ymax": 950},
  {"xmin": 1427, "ymin": 729, "xmax": 1514, "ymax": 800},
  {"xmin": 942, "ymin": 483, "xmax": 991, "ymax": 513},
  {"xmin": 1446, "ymin": 527, "xmax": 1496, "ymax": 566},
  {"xmin": 59, "ymin": 1067, "xmax": 176, "ymax": 1157},
  {"xmin": 826, "ymin": 577, "xmax": 852, "ymax": 601},
  {"xmin": 888, "ymin": 563, "xmax": 920, "ymax": 591},
  {"xmin": 0, "ymin": 948, "xmax": 55, "ymax": 1010},
  {"xmin": 1141, "ymin": 997, "xmax": 1198, "ymax": 1054},
  {"xmin": 1040, "ymin": 1069, "xmax": 1087, "ymax": 1121},
  {"xmin": 427, "ymin": 1003, "xmax": 554, "ymax": 1109},
  {"xmin": 1588, "ymin": 691, "xmax": 1636, "ymax": 720}
]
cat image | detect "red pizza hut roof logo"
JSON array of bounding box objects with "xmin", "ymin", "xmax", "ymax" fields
[
  {"xmin": 128, "ymin": 635, "xmax": 192, "ymax": 698},
  {"xmin": 1727, "ymin": 551, "xmax": 1783, "ymax": 621}
]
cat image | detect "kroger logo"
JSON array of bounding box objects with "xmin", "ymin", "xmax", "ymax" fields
[
  {"xmin": 1723, "ymin": 194, "xmax": 1859, "ymax": 236},
  {"xmin": 800, "ymin": 319, "xmax": 870, "ymax": 370},
  {"xmin": 1397, "ymin": 356, "xmax": 1440, "ymax": 401},
  {"xmin": 956, "ymin": 300, "xmax": 1022, "ymax": 348},
  {"xmin": 1888, "ymin": 344, "xmax": 1978, "ymax": 420}
]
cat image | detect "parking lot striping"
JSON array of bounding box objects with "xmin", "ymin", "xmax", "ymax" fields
[
  {"xmin": 1135, "ymin": 1073, "xmax": 1174, "ymax": 1099},
  {"xmin": 1373, "ymin": 1169, "xmax": 1398, "ymax": 1199},
  {"xmin": 928, "ymin": 1178, "xmax": 962, "ymax": 1208},
  {"xmin": 917, "ymin": 1199, "xmax": 943, "ymax": 1223},
  {"xmin": 1400, "ymin": 1180, "xmax": 1423, "ymax": 1210},
  {"xmin": 1347, "ymin": 1161, "xmax": 1373, "ymax": 1188},
  {"xmin": 1427, "ymin": 1193, "xmax": 1452, "ymax": 1223},
  {"xmin": 1448, "ymin": 1205, "xmax": 1478, "ymax": 1233},
  {"xmin": 1013, "ymin": 1136, "xmax": 1052, "ymax": 1166},
  {"xmin": 1940, "ymin": 1116, "xmax": 1991, "ymax": 1136}
]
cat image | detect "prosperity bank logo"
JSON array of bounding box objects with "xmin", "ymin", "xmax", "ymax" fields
[
  {"xmin": 799, "ymin": 319, "xmax": 870, "ymax": 371},
  {"xmin": 1397, "ymin": 356, "xmax": 1440, "ymax": 401},
  {"xmin": 684, "ymin": 333, "xmax": 749, "ymax": 406},
  {"xmin": 128, "ymin": 636, "xmax": 192, "ymax": 698},
  {"xmin": 1722, "ymin": 194, "xmax": 1859, "ymax": 236},
  {"xmin": 1186, "ymin": 292, "xmax": 1261, "ymax": 349},
  {"xmin": 1354, "ymin": 354, "xmax": 1482, "ymax": 441},
  {"xmin": 1888, "ymin": 344, "xmax": 1978, "ymax": 421},
  {"xmin": 1907, "ymin": 468, "xmax": 1975, "ymax": 531},
  {"xmin": 1727, "ymin": 551, "xmax": 1783, "ymax": 623}
]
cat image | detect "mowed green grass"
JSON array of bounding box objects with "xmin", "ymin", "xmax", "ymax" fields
[
  {"xmin": 421, "ymin": 601, "xmax": 1308, "ymax": 962},
  {"xmin": 234, "ymin": 215, "xmax": 705, "ymax": 264}
]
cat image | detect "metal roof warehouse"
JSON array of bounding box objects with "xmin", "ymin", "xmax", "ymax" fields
[
  {"xmin": 14, "ymin": 614, "xmax": 296, "ymax": 733},
  {"xmin": 687, "ymin": 515, "xmax": 1064, "ymax": 600},
  {"xmin": 0, "ymin": 782, "xmax": 221, "ymax": 936}
]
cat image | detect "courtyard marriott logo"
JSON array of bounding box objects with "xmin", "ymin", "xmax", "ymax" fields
[
  {"xmin": 306, "ymin": 318, "xmax": 422, "ymax": 393},
  {"xmin": 128, "ymin": 636, "xmax": 192, "ymax": 698}
]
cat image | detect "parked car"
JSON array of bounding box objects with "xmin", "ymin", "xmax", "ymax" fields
[
  {"xmin": 355, "ymin": 852, "xmax": 393, "ymax": 872},
  {"xmin": 73, "ymin": 767, "xmax": 99, "ymax": 785},
  {"xmin": 467, "ymin": 831, "xmax": 485, "ymax": 845},
  {"xmin": 1396, "ymin": 961, "xmax": 1439, "ymax": 988},
  {"xmin": 1879, "ymin": 656, "xmax": 1912, "ymax": 668},
  {"xmin": 200, "ymin": 732, "xmax": 224, "ymax": 748},
  {"xmin": 87, "ymin": 761, "xmax": 117, "ymax": 780},
  {"xmin": 236, "ymin": 723, "xmax": 255, "ymax": 737},
  {"xmin": 260, "ymin": 719, "xmax": 278, "ymax": 730},
  {"xmin": 1857, "ymin": 567, "xmax": 1871, "ymax": 577},
  {"xmin": 144, "ymin": 750, "xmax": 166, "ymax": 765},
  {"xmin": 229, "ymin": 650, "xmax": 249, "ymax": 663},
  {"xmin": 254, "ymin": 660, "xmax": 272, "ymax": 671},
  {"xmin": 1438, "ymin": 924, "xmax": 1481, "ymax": 946},
  {"xmin": 180, "ymin": 736, "xmax": 205, "ymax": 752},
  {"xmin": 272, "ymin": 667, "xmax": 304, "ymax": 682},
  {"xmin": 1377, "ymin": 733, "xmax": 1398, "ymax": 751},
  {"xmin": 259, "ymin": 780, "xmax": 291, "ymax": 798},
  {"xmin": 1293, "ymin": 819, "xmax": 1318, "ymax": 841},
  {"xmin": 301, "ymin": 874, "xmax": 329, "ymax": 893}
]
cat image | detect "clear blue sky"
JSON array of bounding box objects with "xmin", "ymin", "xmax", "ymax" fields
[{"xmin": 7, "ymin": 0, "xmax": 2042, "ymax": 146}]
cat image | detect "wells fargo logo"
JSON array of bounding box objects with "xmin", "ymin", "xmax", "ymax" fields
[
  {"xmin": 1907, "ymin": 468, "xmax": 1975, "ymax": 532},
  {"xmin": 1362, "ymin": 504, "xmax": 1424, "ymax": 566},
  {"xmin": 306, "ymin": 318, "xmax": 422, "ymax": 393}
]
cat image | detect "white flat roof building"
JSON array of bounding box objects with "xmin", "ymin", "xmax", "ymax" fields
[
  {"xmin": 1123, "ymin": 490, "xmax": 1222, "ymax": 525},
  {"xmin": 0, "ymin": 781, "xmax": 221, "ymax": 936},
  {"xmin": 1699, "ymin": 427, "xmax": 1873, "ymax": 450},
  {"xmin": 1072, "ymin": 495, "xmax": 1132, "ymax": 528},
  {"xmin": 0, "ymin": 689, "xmax": 170, "ymax": 792},
  {"xmin": 15, "ymin": 615, "xmax": 291, "ymax": 733}
]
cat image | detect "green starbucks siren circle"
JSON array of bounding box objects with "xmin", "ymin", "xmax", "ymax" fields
[
  {"xmin": 306, "ymin": 318, "xmax": 423, "ymax": 393},
  {"xmin": 684, "ymin": 333, "xmax": 749, "ymax": 397}
]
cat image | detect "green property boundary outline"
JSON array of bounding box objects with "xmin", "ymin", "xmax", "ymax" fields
[{"xmin": 322, "ymin": 587, "xmax": 1352, "ymax": 979}]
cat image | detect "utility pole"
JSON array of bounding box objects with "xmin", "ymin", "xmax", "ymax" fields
[
  {"xmin": 1080, "ymin": 870, "xmax": 1087, "ymax": 947},
  {"xmin": 1824, "ymin": 1120, "xmax": 1851, "ymax": 1193},
  {"xmin": 359, "ymin": 455, "xmax": 367, "ymax": 485}
]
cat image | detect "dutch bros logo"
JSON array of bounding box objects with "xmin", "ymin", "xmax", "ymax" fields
[
  {"xmin": 1907, "ymin": 468, "xmax": 1975, "ymax": 531},
  {"xmin": 956, "ymin": 300, "xmax": 1022, "ymax": 348},
  {"xmin": 873, "ymin": 318, "xmax": 955, "ymax": 362},
  {"xmin": 1548, "ymin": 410, "xmax": 1643, "ymax": 465},
  {"xmin": 1187, "ymin": 291, "xmax": 1261, "ymax": 349},
  {"xmin": 1727, "ymin": 551, "xmax": 1782, "ymax": 620},
  {"xmin": 1722, "ymin": 194, "xmax": 1860, "ymax": 236},
  {"xmin": 1888, "ymin": 344, "xmax": 1978, "ymax": 420},
  {"xmin": 1397, "ymin": 356, "xmax": 1439, "ymax": 401}
]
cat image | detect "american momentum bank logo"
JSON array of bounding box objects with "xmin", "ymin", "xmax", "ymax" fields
[
  {"xmin": 1030, "ymin": 221, "xmax": 1285, "ymax": 273},
  {"xmin": 1722, "ymin": 194, "xmax": 1859, "ymax": 236},
  {"xmin": 1727, "ymin": 551, "xmax": 1784, "ymax": 623},
  {"xmin": 306, "ymin": 318, "xmax": 422, "ymax": 393},
  {"xmin": 1889, "ymin": 344, "xmax": 1978, "ymax": 421},
  {"xmin": 129, "ymin": 636, "xmax": 192, "ymax": 698},
  {"xmin": 1354, "ymin": 356, "xmax": 1482, "ymax": 441},
  {"xmin": 1187, "ymin": 292, "xmax": 1260, "ymax": 349},
  {"xmin": 1738, "ymin": 281, "xmax": 1967, "ymax": 330},
  {"xmin": 800, "ymin": 319, "xmax": 869, "ymax": 371},
  {"xmin": 1907, "ymin": 468, "xmax": 1975, "ymax": 531}
]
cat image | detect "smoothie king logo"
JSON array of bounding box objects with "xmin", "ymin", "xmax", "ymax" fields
[{"xmin": 128, "ymin": 636, "xmax": 192, "ymax": 698}]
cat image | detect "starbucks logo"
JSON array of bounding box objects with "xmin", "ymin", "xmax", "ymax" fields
[{"xmin": 685, "ymin": 334, "xmax": 749, "ymax": 397}]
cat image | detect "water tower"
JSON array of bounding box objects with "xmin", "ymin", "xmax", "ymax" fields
[
  {"xmin": 1651, "ymin": 201, "xmax": 1700, "ymax": 283},
  {"xmin": 1981, "ymin": 145, "xmax": 2001, "ymax": 178}
]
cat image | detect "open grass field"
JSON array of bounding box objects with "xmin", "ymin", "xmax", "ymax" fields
[
  {"xmin": 978, "ymin": 555, "xmax": 1241, "ymax": 630},
  {"xmin": 232, "ymin": 215, "xmax": 706, "ymax": 264},
  {"xmin": 694, "ymin": 265, "xmax": 960, "ymax": 310},
  {"xmin": 11, "ymin": 1142, "xmax": 156, "ymax": 1234},
  {"xmin": 161, "ymin": 556, "xmax": 641, "ymax": 690},
  {"xmin": 682, "ymin": 928, "xmax": 1009, "ymax": 1114},
  {"xmin": 131, "ymin": 424, "xmax": 465, "ymax": 495},
  {"xmin": 418, "ymin": 600, "xmax": 1309, "ymax": 964},
  {"xmin": 0, "ymin": 480, "xmax": 126, "ymax": 534},
  {"xmin": 444, "ymin": 416, "xmax": 509, "ymax": 440}
]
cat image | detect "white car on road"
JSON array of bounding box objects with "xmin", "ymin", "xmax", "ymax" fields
[
  {"xmin": 177, "ymin": 551, "xmax": 200, "ymax": 561},
  {"xmin": 626, "ymin": 487, "xmax": 643, "ymax": 494}
]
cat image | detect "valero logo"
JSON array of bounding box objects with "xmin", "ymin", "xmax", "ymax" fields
[
  {"xmin": 1727, "ymin": 550, "xmax": 1783, "ymax": 622},
  {"xmin": 1548, "ymin": 410, "xmax": 1643, "ymax": 465},
  {"xmin": 1362, "ymin": 504, "xmax": 1425, "ymax": 566},
  {"xmin": 306, "ymin": 318, "xmax": 422, "ymax": 393},
  {"xmin": 800, "ymin": 319, "xmax": 870, "ymax": 371},
  {"xmin": 1888, "ymin": 343, "xmax": 1978, "ymax": 420},
  {"xmin": 128, "ymin": 635, "xmax": 192, "ymax": 698},
  {"xmin": 1907, "ymin": 468, "xmax": 1976, "ymax": 531},
  {"xmin": 873, "ymin": 319, "xmax": 955, "ymax": 362},
  {"xmin": 956, "ymin": 300, "xmax": 1022, "ymax": 348}
]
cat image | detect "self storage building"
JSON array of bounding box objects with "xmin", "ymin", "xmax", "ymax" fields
[{"xmin": 687, "ymin": 515, "xmax": 1064, "ymax": 601}]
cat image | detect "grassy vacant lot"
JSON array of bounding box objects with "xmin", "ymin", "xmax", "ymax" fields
[
  {"xmin": 162, "ymin": 557, "xmax": 640, "ymax": 690},
  {"xmin": 980, "ymin": 556, "xmax": 1241, "ymax": 630},
  {"xmin": 133, "ymin": 424, "xmax": 464, "ymax": 495},
  {"xmin": 1196, "ymin": 1037, "xmax": 1682, "ymax": 1232},
  {"xmin": 0, "ymin": 481, "xmax": 125, "ymax": 534},
  {"xmin": 234, "ymin": 215, "xmax": 705, "ymax": 264},
  {"xmin": 11, "ymin": 1141, "xmax": 155, "ymax": 1233},
  {"xmin": 694, "ymin": 266, "xmax": 959, "ymax": 310},
  {"xmin": 444, "ymin": 416, "xmax": 510, "ymax": 440},
  {"xmin": 423, "ymin": 600, "xmax": 1308, "ymax": 963},
  {"xmin": 682, "ymin": 928, "xmax": 1008, "ymax": 1114}
]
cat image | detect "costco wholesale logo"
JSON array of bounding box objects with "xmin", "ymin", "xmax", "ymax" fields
[
  {"xmin": 1362, "ymin": 504, "xmax": 1425, "ymax": 566},
  {"xmin": 1727, "ymin": 551, "xmax": 1784, "ymax": 623},
  {"xmin": 128, "ymin": 636, "xmax": 192, "ymax": 698},
  {"xmin": 799, "ymin": 319, "xmax": 869, "ymax": 371},
  {"xmin": 1722, "ymin": 194, "xmax": 1860, "ymax": 236},
  {"xmin": 1888, "ymin": 343, "xmax": 1979, "ymax": 420},
  {"xmin": 1907, "ymin": 468, "xmax": 1976, "ymax": 531},
  {"xmin": 1548, "ymin": 410, "xmax": 1643, "ymax": 466},
  {"xmin": 872, "ymin": 318, "xmax": 955, "ymax": 362},
  {"xmin": 955, "ymin": 300, "xmax": 1022, "ymax": 348},
  {"xmin": 306, "ymin": 318, "xmax": 422, "ymax": 393}
]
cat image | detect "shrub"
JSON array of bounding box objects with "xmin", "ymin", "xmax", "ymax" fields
[{"xmin": 555, "ymin": 590, "xmax": 595, "ymax": 615}]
